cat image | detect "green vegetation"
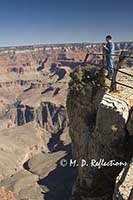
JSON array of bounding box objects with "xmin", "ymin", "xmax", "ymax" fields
[{"xmin": 69, "ymin": 65, "xmax": 106, "ymax": 96}]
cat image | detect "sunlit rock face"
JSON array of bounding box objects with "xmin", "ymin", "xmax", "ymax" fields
[{"xmin": 67, "ymin": 65, "xmax": 133, "ymax": 200}]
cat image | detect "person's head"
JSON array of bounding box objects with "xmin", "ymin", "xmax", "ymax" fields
[{"xmin": 106, "ymin": 35, "xmax": 112, "ymax": 42}]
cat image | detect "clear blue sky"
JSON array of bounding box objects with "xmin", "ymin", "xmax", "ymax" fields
[{"xmin": 0, "ymin": 0, "xmax": 132, "ymax": 47}]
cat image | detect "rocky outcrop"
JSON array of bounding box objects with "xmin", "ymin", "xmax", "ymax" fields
[
  {"xmin": 35, "ymin": 101, "xmax": 69, "ymax": 152},
  {"xmin": 0, "ymin": 101, "xmax": 35, "ymax": 127},
  {"xmin": 113, "ymin": 108, "xmax": 133, "ymax": 200},
  {"xmin": 49, "ymin": 65, "xmax": 71, "ymax": 82},
  {"xmin": 16, "ymin": 103, "xmax": 34, "ymax": 126},
  {"xmin": 0, "ymin": 101, "xmax": 70, "ymax": 199},
  {"xmin": 50, "ymin": 67, "xmax": 67, "ymax": 81},
  {"xmin": 113, "ymin": 159, "xmax": 133, "ymax": 200},
  {"xmin": 0, "ymin": 122, "xmax": 44, "ymax": 182},
  {"xmin": 25, "ymin": 149, "xmax": 77, "ymax": 200},
  {"xmin": 35, "ymin": 102, "xmax": 68, "ymax": 132},
  {"xmin": 0, "ymin": 170, "xmax": 44, "ymax": 200},
  {"xmin": 67, "ymin": 65, "xmax": 133, "ymax": 200},
  {"xmin": 27, "ymin": 151, "xmax": 66, "ymax": 178},
  {"xmin": 1, "ymin": 100, "xmax": 68, "ymax": 131}
]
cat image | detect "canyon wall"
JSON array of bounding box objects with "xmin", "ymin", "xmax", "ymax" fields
[{"xmin": 67, "ymin": 65, "xmax": 133, "ymax": 200}]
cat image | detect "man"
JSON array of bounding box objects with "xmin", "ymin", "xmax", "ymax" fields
[{"xmin": 103, "ymin": 35, "xmax": 115, "ymax": 79}]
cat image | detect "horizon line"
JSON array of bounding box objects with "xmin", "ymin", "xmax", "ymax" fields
[{"xmin": 0, "ymin": 40, "xmax": 133, "ymax": 49}]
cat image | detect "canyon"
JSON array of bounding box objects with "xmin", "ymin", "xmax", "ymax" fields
[{"xmin": 0, "ymin": 43, "xmax": 132, "ymax": 200}]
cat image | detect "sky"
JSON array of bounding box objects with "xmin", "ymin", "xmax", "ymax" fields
[{"xmin": 0, "ymin": 0, "xmax": 133, "ymax": 47}]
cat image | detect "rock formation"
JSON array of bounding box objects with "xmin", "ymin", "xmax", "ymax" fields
[
  {"xmin": 0, "ymin": 122, "xmax": 45, "ymax": 182},
  {"xmin": 67, "ymin": 65, "xmax": 133, "ymax": 200},
  {"xmin": 0, "ymin": 43, "xmax": 132, "ymax": 199},
  {"xmin": 113, "ymin": 159, "xmax": 133, "ymax": 200},
  {"xmin": 0, "ymin": 47, "xmax": 73, "ymax": 199},
  {"xmin": 0, "ymin": 170, "xmax": 44, "ymax": 200}
]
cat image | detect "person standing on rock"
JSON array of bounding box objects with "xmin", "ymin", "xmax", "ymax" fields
[{"xmin": 103, "ymin": 35, "xmax": 115, "ymax": 79}]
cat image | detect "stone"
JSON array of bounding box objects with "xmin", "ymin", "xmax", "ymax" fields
[{"xmin": 113, "ymin": 159, "xmax": 133, "ymax": 200}]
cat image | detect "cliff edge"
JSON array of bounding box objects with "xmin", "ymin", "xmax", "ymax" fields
[{"xmin": 67, "ymin": 65, "xmax": 133, "ymax": 200}]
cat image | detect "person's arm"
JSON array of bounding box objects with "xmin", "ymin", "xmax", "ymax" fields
[
  {"xmin": 103, "ymin": 43, "xmax": 114, "ymax": 54},
  {"xmin": 105, "ymin": 43, "xmax": 114, "ymax": 54}
]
